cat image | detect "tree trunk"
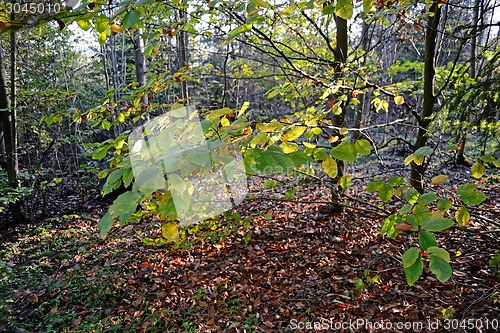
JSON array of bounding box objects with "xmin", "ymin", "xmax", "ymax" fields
[
  {"xmin": 353, "ymin": 20, "xmax": 371, "ymax": 140},
  {"xmin": 329, "ymin": 15, "xmax": 348, "ymax": 213},
  {"xmin": 0, "ymin": 32, "xmax": 28, "ymax": 223},
  {"xmin": 133, "ymin": 29, "xmax": 149, "ymax": 119},
  {"xmin": 456, "ymin": 0, "xmax": 480, "ymax": 166},
  {"xmin": 176, "ymin": 6, "xmax": 189, "ymax": 104},
  {"xmin": 410, "ymin": 1, "xmax": 442, "ymax": 193}
]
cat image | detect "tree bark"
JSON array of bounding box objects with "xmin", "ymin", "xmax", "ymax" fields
[
  {"xmin": 133, "ymin": 29, "xmax": 149, "ymax": 119},
  {"xmin": 176, "ymin": 6, "xmax": 189, "ymax": 104},
  {"xmin": 0, "ymin": 32, "xmax": 28, "ymax": 223},
  {"xmin": 456, "ymin": 0, "xmax": 480, "ymax": 166},
  {"xmin": 330, "ymin": 15, "xmax": 348, "ymax": 213},
  {"xmin": 410, "ymin": 2, "xmax": 442, "ymax": 193},
  {"xmin": 353, "ymin": 19, "xmax": 371, "ymax": 141}
]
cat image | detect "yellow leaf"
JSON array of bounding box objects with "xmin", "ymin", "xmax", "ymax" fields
[
  {"xmin": 339, "ymin": 127, "xmax": 348, "ymax": 135},
  {"xmin": 431, "ymin": 175, "xmax": 447, "ymax": 184},
  {"xmin": 152, "ymin": 47, "xmax": 158, "ymax": 55},
  {"xmin": 322, "ymin": 156, "xmax": 338, "ymax": 178},
  {"xmin": 110, "ymin": 24, "xmax": 122, "ymax": 33},
  {"xmin": 431, "ymin": 211, "xmax": 443, "ymax": 219},
  {"xmin": 404, "ymin": 154, "xmax": 414, "ymax": 166},
  {"xmin": 253, "ymin": 0, "xmax": 269, "ymax": 7},
  {"xmin": 328, "ymin": 136, "xmax": 339, "ymax": 143},
  {"xmin": 161, "ymin": 223, "xmax": 179, "ymax": 242},
  {"xmin": 280, "ymin": 142, "xmax": 298, "ymax": 153},
  {"xmin": 394, "ymin": 95, "xmax": 404, "ymax": 105},
  {"xmin": 384, "ymin": 86, "xmax": 396, "ymax": 90}
]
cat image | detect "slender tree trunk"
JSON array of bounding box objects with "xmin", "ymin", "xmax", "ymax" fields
[
  {"xmin": 410, "ymin": 1, "xmax": 442, "ymax": 193},
  {"xmin": 133, "ymin": 29, "xmax": 149, "ymax": 119},
  {"xmin": 176, "ymin": 6, "xmax": 189, "ymax": 104},
  {"xmin": 0, "ymin": 32, "xmax": 27, "ymax": 223},
  {"xmin": 329, "ymin": 15, "xmax": 348, "ymax": 213},
  {"xmin": 352, "ymin": 20, "xmax": 370, "ymax": 141},
  {"xmin": 456, "ymin": 0, "xmax": 480, "ymax": 165}
]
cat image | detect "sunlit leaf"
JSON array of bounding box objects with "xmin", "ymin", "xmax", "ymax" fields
[{"xmin": 455, "ymin": 206, "xmax": 469, "ymax": 226}]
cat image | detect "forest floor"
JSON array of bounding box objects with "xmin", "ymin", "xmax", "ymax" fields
[{"xmin": 0, "ymin": 161, "xmax": 499, "ymax": 332}]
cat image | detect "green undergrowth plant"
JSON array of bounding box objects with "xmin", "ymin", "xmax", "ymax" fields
[
  {"xmin": 371, "ymin": 153, "xmax": 499, "ymax": 285},
  {"xmin": 94, "ymin": 95, "xmax": 498, "ymax": 288}
]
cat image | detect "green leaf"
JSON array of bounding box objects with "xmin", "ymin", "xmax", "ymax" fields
[
  {"xmin": 331, "ymin": 143, "xmax": 357, "ymax": 163},
  {"xmin": 313, "ymin": 148, "xmax": 327, "ymax": 161},
  {"xmin": 367, "ymin": 179, "xmax": 384, "ymax": 193},
  {"xmin": 289, "ymin": 151, "xmax": 310, "ymax": 166},
  {"xmin": 379, "ymin": 183, "xmax": 394, "ymax": 202},
  {"xmin": 422, "ymin": 217, "xmax": 454, "ymax": 231},
  {"xmin": 244, "ymin": 231, "xmax": 252, "ymax": 244},
  {"xmin": 418, "ymin": 231, "xmax": 437, "ymax": 250},
  {"xmin": 135, "ymin": 166, "xmax": 167, "ymax": 194},
  {"xmin": 102, "ymin": 168, "xmax": 126, "ymax": 196},
  {"xmin": 480, "ymin": 154, "xmax": 495, "ymax": 162},
  {"xmin": 123, "ymin": 10, "xmax": 141, "ymax": 29},
  {"xmin": 404, "ymin": 255, "xmax": 423, "ymax": 286},
  {"xmin": 256, "ymin": 151, "xmax": 276, "ymax": 173},
  {"xmin": 355, "ymin": 278, "xmax": 365, "ymax": 290},
  {"xmin": 414, "ymin": 146, "xmax": 433, "ymax": 157},
  {"xmin": 207, "ymin": 107, "xmax": 233, "ymax": 120},
  {"xmin": 417, "ymin": 192, "xmax": 439, "ymax": 205},
  {"xmin": 402, "ymin": 247, "xmax": 420, "ymax": 268},
  {"xmin": 109, "ymin": 190, "xmax": 143, "ymax": 224},
  {"xmin": 495, "ymin": 158, "xmax": 500, "ymax": 168},
  {"xmin": 400, "ymin": 203, "xmax": 413, "ymax": 214},
  {"xmin": 95, "ymin": 14, "xmax": 109, "ymax": 33},
  {"xmin": 460, "ymin": 191, "xmax": 487, "ymax": 205},
  {"xmin": 436, "ymin": 198, "xmax": 452, "ymax": 212},
  {"xmin": 322, "ymin": 156, "xmax": 338, "ymax": 178},
  {"xmin": 363, "ymin": 0, "xmax": 375, "ymax": 11},
  {"xmin": 77, "ymin": 19, "xmax": 92, "ymax": 31},
  {"xmin": 413, "ymin": 204, "xmax": 431, "ymax": 226},
  {"xmin": 429, "ymin": 255, "xmax": 452, "ymax": 283},
  {"xmin": 455, "ymin": 206, "xmax": 470, "ymax": 226},
  {"xmin": 161, "ymin": 223, "xmax": 179, "ymax": 242},
  {"xmin": 92, "ymin": 145, "xmax": 109, "ymax": 160},
  {"xmin": 405, "ymin": 188, "xmax": 420, "ymax": 204},
  {"xmin": 273, "ymin": 152, "xmax": 294, "ymax": 174},
  {"xmin": 457, "ymin": 183, "xmax": 477, "ymax": 196},
  {"xmin": 354, "ymin": 139, "xmax": 371, "ymax": 155},
  {"xmin": 340, "ymin": 176, "xmax": 352, "ymax": 190},
  {"xmin": 471, "ymin": 160, "xmax": 485, "ymax": 178},
  {"xmin": 97, "ymin": 212, "xmax": 113, "ymax": 239},
  {"xmin": 388, "ymin": 176, "xmax": 404, "ymax": 186},
  {"xmin": 322, "ymin": 4, "xmax": 335, "ymax": 14},
  {"xmin": 427, "ymin": 247, "xmax": 450, "ymax": 262},
  {"xmin": 380, "ymin": 214, "xmax": 401, "ymax": 239},
  {"xmin": 168, "ymin": 173, "xmax": 186, "ymax": 193},
  {"xmin": 336, "ymin": 0, "xmax": 353, "ymax": 20},
  {"xmin": 283, "ymin": 126, "xmax": 307, "ymax": 141}
]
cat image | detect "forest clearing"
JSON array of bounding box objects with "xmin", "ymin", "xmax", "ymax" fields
[{"xmin": 0, "ymin": 0, "xmax": 499, "ymax": 331}]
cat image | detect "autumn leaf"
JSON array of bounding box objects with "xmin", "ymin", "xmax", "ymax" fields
[{"xmin": 394, "ymin": 95, "xmax": 405, "ymax": 105}]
